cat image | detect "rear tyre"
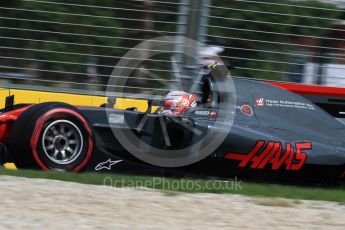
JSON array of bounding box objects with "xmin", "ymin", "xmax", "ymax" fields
[{"xmin": 8, "ymin": 102, "xmax": 94, "ymax": 172}]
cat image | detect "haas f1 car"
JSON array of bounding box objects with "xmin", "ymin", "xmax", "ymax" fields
[{"xmin": 0, "ymin": 66, "xmax": 345, "ymax": 183}]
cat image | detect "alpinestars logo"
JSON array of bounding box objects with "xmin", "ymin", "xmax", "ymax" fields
[
  {"xmin": 95, "ymin": 159, "xmax": 123, "ymax": 171},
  {"xmin": 225, "ymin": 141, "xmax": 311, "ymax": 170}
]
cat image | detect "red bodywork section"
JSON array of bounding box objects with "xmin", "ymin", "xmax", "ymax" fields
[
  {"xmin": 267, "ymin": 82, "xmax": 345, "ymax": 98},
  {"xmin": 0, "ymin": 106, "xmax": 31, "ymax": 143}
]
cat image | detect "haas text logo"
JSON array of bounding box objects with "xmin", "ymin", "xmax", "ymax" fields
[{"xmin": 225, "ymin": 141, "xmax": 311, "ymax": 171}]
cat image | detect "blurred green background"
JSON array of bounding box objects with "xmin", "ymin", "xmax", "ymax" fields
[{"xmin": 0, "ymin": 0, "xmax": 343, "ymax": 91}]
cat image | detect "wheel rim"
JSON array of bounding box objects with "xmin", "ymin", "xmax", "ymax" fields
[{"xmin": 41, "ymin": 119, "xmax": 83, "ymax": 165}]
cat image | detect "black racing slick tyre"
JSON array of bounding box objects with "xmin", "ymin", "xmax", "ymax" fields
[{"xmin": 8, "ymin": 102, "xmax": 94, "ymax": 172}]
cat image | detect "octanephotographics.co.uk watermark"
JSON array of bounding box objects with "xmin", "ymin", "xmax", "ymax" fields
[{"xmin": 103, "ymin": 176, "xmax": 242, "ymax": 191}]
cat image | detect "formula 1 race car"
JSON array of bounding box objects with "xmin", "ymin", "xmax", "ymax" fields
[{"xmin": 0, "ymin": 66, "xmax": 345, "ymax": 183}]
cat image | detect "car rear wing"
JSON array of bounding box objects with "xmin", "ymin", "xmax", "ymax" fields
[{"xmin": 267, "ymin": 82, "xmax": 345, "ymax": 118}]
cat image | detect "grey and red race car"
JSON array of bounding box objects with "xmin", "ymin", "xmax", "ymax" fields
[{"xmin": 0, "ymin": 66, "xmax": 345, "ymax": 183}]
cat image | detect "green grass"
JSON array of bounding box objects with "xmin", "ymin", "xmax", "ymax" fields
[{"xmin": 1, "ymin": 167, "xmax": 345, "ymax": 203}]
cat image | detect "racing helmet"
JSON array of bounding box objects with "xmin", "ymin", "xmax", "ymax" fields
[{"xmin": 161, "ymin": 91, "xmax": 197, "ymax": 115}]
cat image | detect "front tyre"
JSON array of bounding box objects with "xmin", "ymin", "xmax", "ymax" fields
[{"xmin": 8, "ymin": 102, "xmax": 94, "ymax": 172}]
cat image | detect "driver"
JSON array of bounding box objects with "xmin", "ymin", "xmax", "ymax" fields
[{"xmin": 160, "ymin": 91, "xmax": 196, "ymax": 115}]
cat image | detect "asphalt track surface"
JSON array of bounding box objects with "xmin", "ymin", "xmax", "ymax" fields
[{"xmin": 0, "ymin": 176, "xmax": 344, "ymax": 229}]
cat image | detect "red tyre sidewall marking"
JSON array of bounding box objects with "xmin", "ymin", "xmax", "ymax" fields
[{"xmin": 30, "ymin": 108, "xmax": 93, "ymax": 172}]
